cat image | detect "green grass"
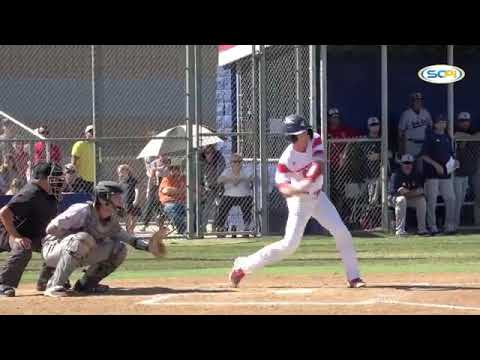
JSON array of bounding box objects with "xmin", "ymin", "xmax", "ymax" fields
[{"xmin": 3, "ymin": 233, "xmax": 480, "ymax": 285}]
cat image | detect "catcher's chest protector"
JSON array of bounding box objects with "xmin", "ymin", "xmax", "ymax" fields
[{"xmin": 81, "ymin": 202, "xmax": 122, "ymax": 243}]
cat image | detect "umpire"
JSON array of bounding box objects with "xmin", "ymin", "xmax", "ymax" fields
[{"xmin": 0, "ymin": 162, "xmax": 65, "ymax": 297}]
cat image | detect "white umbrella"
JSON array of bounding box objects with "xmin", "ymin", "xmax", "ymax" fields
[{"xmin": 137, "ymin": 124, "xmax": 224, "ymax": 159}]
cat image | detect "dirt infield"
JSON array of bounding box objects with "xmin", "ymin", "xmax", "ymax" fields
[{"xmin": 2, "ymin": 273, "xmax": 480, "ymax": 315}]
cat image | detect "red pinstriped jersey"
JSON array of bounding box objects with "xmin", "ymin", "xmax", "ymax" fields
[{"xmin": 275, "ymin": 132, "xmax": 324, "ymax": 193}]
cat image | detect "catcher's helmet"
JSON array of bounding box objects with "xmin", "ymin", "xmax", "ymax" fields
[
  {"xmin": 283, "ymin": 114, "xmax": 310, "ymax": 136},
  {"xmin": 94, "ymin": 181, "xmax": 124, "ymax": 202}
]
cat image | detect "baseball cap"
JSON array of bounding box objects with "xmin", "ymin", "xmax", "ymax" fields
[
  {"xmin": 85, "ymin": 125, "xmax": 94, "ymax": 133},
  {"xmin": 328, "ymin": 108, "xmax": 340, "ymax": 117},
  {"xmin": 400, "ymin": 154, "xmax": 415, "ymax": 164},
  {"xmin": 367, "ymin": 117, "xmax": 380, "ymax": 126},
  {"xmin": 457, "ymin": 112, "xmax": 471, "ymax": 121},
  {"xmin": 283, "ymin": 114, "xmax": 309, "ymax": 135},
  {"xmin": 410, "ymin": 92, "xmax": 424, "ymax": 100}
]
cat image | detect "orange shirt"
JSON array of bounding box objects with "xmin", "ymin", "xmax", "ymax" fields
[{"xmin": 159, "ymin": 175, "xmax": 186, "ymax": 204}]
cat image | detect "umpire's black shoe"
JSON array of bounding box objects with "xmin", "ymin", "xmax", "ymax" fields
[
  {"xmin": 73, "ymin": 280, "xmax": 110, "ymax": 294},
  {"xmin": 0, "ymin": 285, "xmax": 15, "ymax": 297}
]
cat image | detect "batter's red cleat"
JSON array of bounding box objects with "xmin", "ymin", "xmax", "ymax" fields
[
  {"xmin": 229, "ymin": 268, "xmax": 245, "ymax": 288},
  {"xmin": 348, "ymin": 278, "xmax": 366, "ymax": 288}
]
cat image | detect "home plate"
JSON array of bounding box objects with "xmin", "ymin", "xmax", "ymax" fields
[{"xmin": 273, "ymin": 289, "xmax": 314, "ymax": 295}]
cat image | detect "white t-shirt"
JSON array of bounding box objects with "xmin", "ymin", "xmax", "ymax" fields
[
  {"xmin": 275, "ymin": 132, "xmax": 324, "ymax": 194},
  {"xmin": 398, "ymin": 107, "xmax": 432, "ymax": 157},
  {"xmin": 218, "ymin": 168, "xmax": 252, "ymax": 197}
]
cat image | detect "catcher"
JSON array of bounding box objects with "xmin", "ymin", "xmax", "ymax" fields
[{"xmin": 41, "ymin": 181, "xmax": 167, "ymax": 297}]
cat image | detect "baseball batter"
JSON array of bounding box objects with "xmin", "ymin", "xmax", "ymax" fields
[
  {"xmin": 229, "ymin": 115, "xmax": 365, "ymax": 288},
  {"xmin": 41, "ymin": 181, "xmax": 164, "ymax": 297}
]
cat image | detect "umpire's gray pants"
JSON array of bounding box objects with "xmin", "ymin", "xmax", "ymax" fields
[
  {"xmin": 424, "ymin": 178, "xmax": 456, "ymax": 232},
  {"xmin": 453, "ymin": 176, "xmax": 469, "ymax": 228},
  {"xmin": 395, "ymin": 195, "xmax": 427, "ymax": 233}
]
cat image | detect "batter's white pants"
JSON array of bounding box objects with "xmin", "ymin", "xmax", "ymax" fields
[{"xmin": 233, "ymin": 191, "xmax": 361, "ymax": 281}]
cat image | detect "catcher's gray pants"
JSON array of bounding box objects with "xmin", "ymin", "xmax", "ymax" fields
[
  {"xmin": 394, "ymin": 195, "xmax": 427, "ymax": 233},
  {"xmin": 42, "ymin": 232, "xmax": 127, "ymax": 289},
  {"xmin": 424, "ymin": 178, "xmax": 456, "ymax": 232},
  {"xmin": 453, "ymin": 176, "xmax": 469, "ymax": 228}
]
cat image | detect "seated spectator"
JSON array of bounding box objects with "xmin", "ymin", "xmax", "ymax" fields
[
  {"xmin": 390, "ymin": 154, "xmax": 428, "ymax": 236},
  {"xmin": 0, "ymin": 153, "xmax": 20, "ymax": 194},
  {"xmin": 63, "ymin": 163, "xmax": 84, "ymax": 193},
  {"xmin": 159, "ymin": 164, "xmax": 187, "ymax": 235},
  {"xmin": 398, "ymin": 92, "xmax": 432, "ymax": 173},
  {"xmin": 33, "ymin": 126, "xmax": 62, "ymax": 165},
  {"xmin": 453, "ymin": 112, "xmax": 480, "ymax": 227},
  {"xmin": 200, "ymin": 144, "xmax": 226, "ymax": 232},
  {"xmin": 117, "ymin": 164, "xmax": 141, "ymax": 234},
  {"xmin": 6, "ymin": 178, "xmax": 21, "ymax": 196},
  {"xmin": 214, "ymin": 154, "xmax": 253, "ymax": 235},
  {"xmin": 421, "ymin": 114, "xmax": 457, "ymax": 235},
  {"xmin": 0, "ymin": 120, "xmax": 16, "ymax": 160}
]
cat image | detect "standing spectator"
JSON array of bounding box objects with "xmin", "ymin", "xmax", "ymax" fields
[
  {"xmin": 215, "ymin": 154, "xmax": 254, "ymax": 234},
  {"xmin": 453, "ymin": 112, "xmax": 480, "ymax": 227},
  {"xmin": 71, "ymin": 125, "xmax": 95, "ymax": 194},
  {"xmin": 0, "ymin": 120, "xmax": 15, "ymax": 162},
  {"xmin": 421, "ymin": 114, "xmax": 457, "ymax": 235},
  {"xmin": 398, "ymin": 92, "xmax": 433, "ymax": 172},
  {"xmin": 327, "ymin": 107, "xmax": 360, "ymax": 219},
  {"xmin": 117, "ymin": 164, "xmax": 140, "ymax": 234},
  {"xmin": 0, "ymin": 154, "xmax": 20, "ymax": 194},
  {"xmin": 140, "ymin": 155, "xmax": 170, "ymax": 231},
  {"xmin": 6, "ymin": 178, "xmax": 21, "ymax": 196},
  {"xmin": 12, "ymin": 141, "xmax": 29, "ymax": 182},
  {"xmin": 390, "ymin": 154, "xmax": 428, "ymax": 236},
  {"xmin": 200, "ymin": 144, "xmax": 226, "ymax": 232},
  {"xmin": 63, "ymin": 163, "xmax": 84, "ymax": 193},
  {"xmin": 159, "ymin": 164, "xmax": 187, "ymax": 235},
  {"xmin": 33, "ymin": 126, "xmax": 62, "ymax": 165}
]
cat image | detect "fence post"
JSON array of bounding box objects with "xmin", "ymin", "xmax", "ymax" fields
[
  {"xmin": 186, "ymin": 45, "xmax": 196, "ymax": 239},
  {"xmin": 309, "ymin": 45, "xmax": 318, "ymax": 132},
  {"xmin": 259, "ymin": 45, "xmax": 269, "ymax": 235},
  {"xmin": 295, "ymin": 45, "xmax": 303, "ymax": 116},
  {"xmin": 91, "ymin": 44, "xmax": 103, "ymax": 185},
  {"xmin": 251, "ymin": 45, "xmax": 259, "ymax": 235},
  {"xmin": 447, "ymin": 45, "xmax": 455, "ymax": 138},
  {"xmin": 381, "ymin": 45, "xmax": 389, "ymax": 232},
  {"xmin": 194, "ymin": 45, "xmax": 202, "ymax": 238},
  {"xmin": 320, "ymin": 45, "xmax": 329, "ymax": 197}
]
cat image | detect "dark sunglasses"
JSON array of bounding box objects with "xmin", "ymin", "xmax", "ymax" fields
[
  {"xmin": 402, "ymin": 162, "xmax": 414, "ymax": 165},
  {"xmin": 369, "ymin": 123, "xmax": 380, "ymax": 127}
]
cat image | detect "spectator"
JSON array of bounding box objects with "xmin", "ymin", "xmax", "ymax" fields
[
  {"xmin": 117, "ymin": 164, "xmax": 140, "ymax": 234},
  {"xmin": 327, "ymin": 107, "xmax": 360, "ymax": 220},
  {"xmin": 215, "ymin": 154, "xmax": 254, "ymax": 235},
  {"xmin": 200, "ymin": 144, "xmax": 226, "ymax": 232},
  {"xmin": 12, "ymin": 141, "xmax": 29, "ymax": 182},
  {"xmin": 390, "ymin": 154, "xmax": 428, "ymax": 236},
  {"xmin": 453, "ymin": 112, "xmax": 480, "ymax": 227},
  {"xmin": 421, "ymin": 114, "xmax": 457, "ymax": 235},
  {"xmin": 159, "ymin": 164, "xmax": 187, "ymax": 235},
  {"xmin": 398, "ymin": 92, "xmax": 432, "ymax": 171},
  {"xmin": 71, "ymin": 125, "xmax": 95, "ymax": 194},
  {"xmin": 0, "ymin": 154, "xmax": 20, "ymax": 194},
  {"xmin": 33, "ymin": 125, "xmax": 62, "ymax": 165},
  {"xmin": 140, "ymin": 154, "xmax": 170, "ymax": 231},
  {"xmin": 0, "ymin": 120, "xmax": 15, "ymax": 161},
  {"xmin": 63, "ymin": 163, "xmax": 84, "ymax": 193},
  {"xmin": 6, "ymin": 178, "xmax": 21, "ymax": 196}
]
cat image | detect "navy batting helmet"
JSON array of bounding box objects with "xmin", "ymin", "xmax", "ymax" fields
[{"xmin": 283, "ymin": 114, "xmax": 310, "ymax": 135}]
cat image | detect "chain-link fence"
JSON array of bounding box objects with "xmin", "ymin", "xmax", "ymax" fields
[{"xmin": 327, "ymin": 138, "xmax": 383, "ymax": 231}]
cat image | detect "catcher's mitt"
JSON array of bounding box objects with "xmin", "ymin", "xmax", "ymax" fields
[{"xmin": 148, "ymin": 226, "xmax": 169, "ymax": 258}]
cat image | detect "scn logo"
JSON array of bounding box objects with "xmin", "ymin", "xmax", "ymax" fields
[{"xmin": 418, "ymin": 65, "xmax": 465, "ymax": 84}]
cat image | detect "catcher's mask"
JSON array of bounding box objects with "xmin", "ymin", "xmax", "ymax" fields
[
  {"xmin": 94, "ymin": 181, "xmax": 125, "ymax": 217},
  {"xmin": 32, "ymin": 161, "xmax": 66, "ymax": 200}
]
